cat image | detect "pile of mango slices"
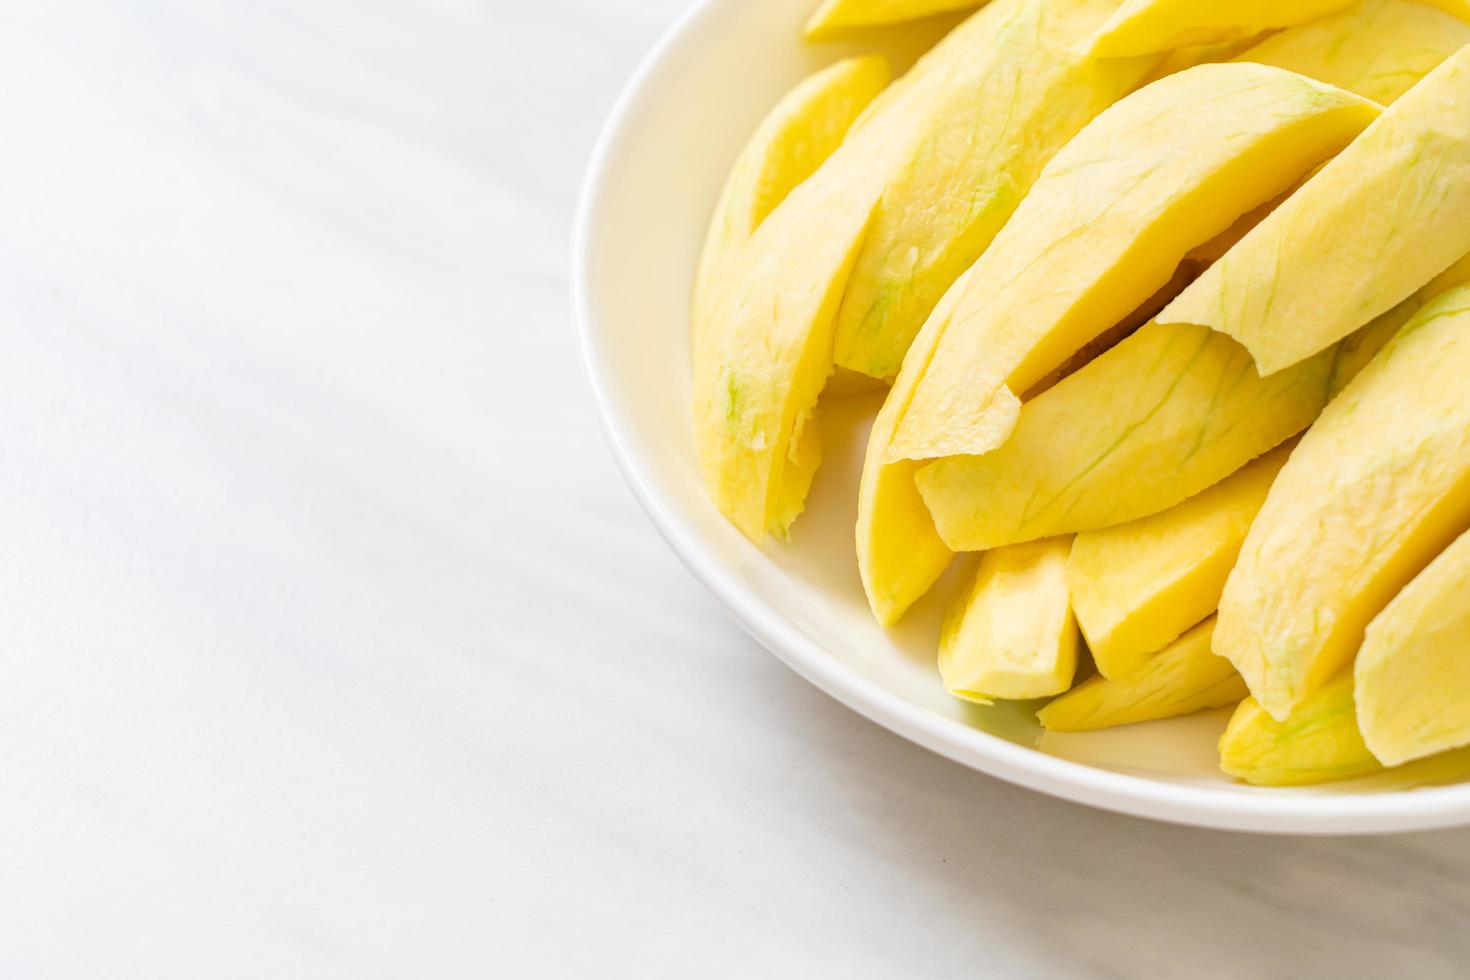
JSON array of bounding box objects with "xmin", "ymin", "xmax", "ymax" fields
[{"xmin": 691, "ymin": 0, "xmax": 1470, "ymax": 787}]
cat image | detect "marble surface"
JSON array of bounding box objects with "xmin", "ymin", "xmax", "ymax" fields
[{"xmin": 3, "ymin": 0, "xmax": 1470, "ymax": 976}]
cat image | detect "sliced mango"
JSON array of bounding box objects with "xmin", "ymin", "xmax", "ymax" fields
[
  {"xmin": 1216, "ymin": 285, "xmax": 1470, "ymax": 721},
  {"xmin": 1218, "ymin": 675, "xmax": 1382, "ymax": 786},
  {"xmin": 696, "ymin": 1, "xmax": 1152, "ymax": 541},
  {"xmin": 887, "ymin": 65, "xmax": 1376, "ymax": 464},
  {"xmin": 805, "ymin": 0, "xmax": 983, "ymax": 39},
  {"xmin": 830, "ymin": 0, "xmax": 1159, "ymax": 382},
  {"xmin": 692, "ymin": 56, "xmax": 890, "ymax": 360},
  {"xmin": 1068, "ymin": 445, "xmax": 1290, "ymax": 680},
  {"xmin": 856, "ymin": 65, "xmax": 1375, "ymax": 622},
  {"xmin": 1037, "ymin": 620, "xmax": 1246, "ymax": 732},
  {"xmin": 1358, "ymin": 529, "xmax": 1470, "ymax": 766},
  {"xmin": 939, "ymin": 538, "xmax": 1078, "ymax": 703},
  {"xmin": 1235, "ymin": 0, "xmax": 1470, "ymax": 105},
  {"xmin": 1158, "ymin": 45, "xmax": 1470, "ymax": 374},
  {"xmin": 913, "ymin": 323, "xmax": 1353, "ymax": 552},
  {"xmin": 1090, "ymin": 0, "xmax": 1356, "ymax": 57}
]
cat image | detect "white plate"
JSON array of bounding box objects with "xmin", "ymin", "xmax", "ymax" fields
[{"xmin": 572, "ymin": 0, "xmax": 1470, "ymax": 834}]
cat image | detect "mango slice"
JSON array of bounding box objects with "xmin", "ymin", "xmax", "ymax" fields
[
  {"xmin": 1357, "ymin": 529, "xmax": 1470, "ymax": 766},
  {"xmin": 1037, "ymin": 619, "xmax": 1246, "ymax": 732},
  {"xmin": 830, "ymin": 0, "xmax": 1159, "ymax": 382},
  {"xmin": 692, "ymin": 57, "xmax": 890, "ymax": 361},
  {"xmin": 1218, "ymin": 675, "xmax": 1382, "ymax": 786},
  {"xmin": 696, "ymin": 1, "xmax": 1152, "ymax": 541},
  {"xmin": 886, "ymin": 64, "xmax": 1376, "ymax": 464},
  {"xmin": 1068, "ymin": 446, "xmax": 1290, "ymax": 681},
  {"xmin": 1090, "ymin": 0, "xmax": 1356, "ymax": 57},
  {"xmin": 913, "ymin": 323, "xmax": 1350, "ymax": 553},
  {"xmin": 804, "ymin": 0, "xmax": 983, "ymax": 39},
  {"xmin": 1216, "ymin": 285, "xmax": 1470, "ymax": 721},
  {"xmin": 855, "ymin": 65, "xmax": 1375, "ymax": 621},
  {"xmin": 939, "ymin": 538, "xmax": 1079, "ymax": 703},
  {"xmin": 1235, "ymin": 0, "xmax": 1470, "ymax": 105},
  {"xmin": 1158, "ymin": 45, "xmax": 1470, "ymax": 375}
]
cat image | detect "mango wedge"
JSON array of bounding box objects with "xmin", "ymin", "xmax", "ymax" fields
[
  {"xmin": 939, "ymin": 538, "xmax": 1078, "ymax": 703},
  {"xmin": 1357, "ymin": 530, "xmax": 1470, "ymax": 766},
  {"xmin": 692, "ymin": 57, "xmax": 890, "ymax": 361},
  {"xmin": 693, "ymin": 61, "xmax": 889, "ymax": 368},
  {"xmin": 913, "ymin": 323, "xmax": 1353, "ymax": 552},
  {"xmin": 804, "ymin": 0, "xmax": 983, "ymax": 39},
  {"xmin": 886, "ymin": 65, "xmax": 1376, "ymax": 464},
  {"xmin": 1216, "ymin": 286, "xmax": 1470, "ymax": 721},
  {"xmin": 1090, "ymin": 0, "xmax": 1356, "ymax": 57},
  {"xmin": 856, "ymin": 65, "xmax": 1376, "ymax": 622},
  {"xmin": 1218, "ymin": 675, "xmax": 1382, "ymax": 786},
  {"xmin": 1236, "ymin": 0, "xmax": 1470, "ymax": 105},
  {"xmin": 1158, "ymin": 46, "xmax": 1470, "ymax": 375},
  {"xmin": 1068, "ymin": 446, "xmax": 1290, "ymax": 680},
  {"xmin": 696, "ymin": 0, "xmax": 1153, "ymax": 540},
  {"xmin": 830, "ymin": 0, "xmax": 1159, "ymax": 381},
  {"xmin": 1037, "ymin": 619, "xmax": 1247, "ymax": 732}
]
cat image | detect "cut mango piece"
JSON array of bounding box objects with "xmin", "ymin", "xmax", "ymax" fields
[
  {"xmin": 830, "ymin": 0, "xmax": 1159, "ymax": 381},
  {"xmin": 1216, "ymin": 286, "xmax": 1470, "ymax": 721},
  {"xmin": 1091, "ymin": 0, "xmax": 1356, "ymax": 57},
  {"xmin": 887, "ymin": 64, "xmax": 1376, "ymax": 464},
  {"xmin": 1038, "ymin": 619, "xmax": 1246, "ymax": 732},
  {"xmin": 856, "ymin": 65, "xmax": 1376, "ymax": 622},
  {"xmin": 692, "ymin": 56, "xmax": 890, "ymax": 360},
  {"xmin": 696, "ymin": 1, "xmax": 1153, "ymax": 541},
  {"xmin": 805, "ymin": 0, "xmax": 982, "ymax": 39},
  {"xmin": 1358, "ymin": 529, "xmax": 1470, "ymax": 766},
  {"xmin": 1069, "ymin": 445, "xmax": 1290, "ymax": 681},
  {"xmin": 913, "ymin": 322, "xmax": 1356, "ymax": 552},
  {"xmin": 1235, "ymin": 0, "xmax": 1470, "ymax": 105},
  {"xmin": 1159, "ymin": 46, "xmax": 1470, "ymax": 374},
  {"xmin": 1218, "ymin": 675, "xmax": 1382, "ymax": 786},
  {"xmin": 939, "ymin": 538, "xmax": 1078, "ymax": 703}
]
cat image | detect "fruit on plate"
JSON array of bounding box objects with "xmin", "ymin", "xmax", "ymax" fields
[
  {"xmin": 1233, "ymin": 0, "xmax": 1470, "ymax": 105},
  {"xmin": 695, "ymin": 0, "xmax": 1155, "ymax": 541},
  {"xmin": 1216, "ymin": 285, "xmax": 1470, "ymax": 721},
  {"xmin": 1037, "ymin": 619, "xmax": 1247, "ymax": 732},
  {"xmin": 831, "ymin": 0, "xmax": 1159, "ymax": 382},
  {"xmin": 858, "ymin": 63, "xmax": 1376, "ymax": 621},
  {"xmin": 1068, "ymin": 445, "xmax": 1290, "ymax": 681},
  {"xmin": 804, "ymin": 0, "xmax": 983, "ymax": 40},
  {"xmin": 1357, "ymin": 528, "xmax": 1470, "ymax": 765},
  {"xmin": 1089, "ymin": 0, "xmax": 1356, "ymax": 57},
  {"xmin": 1218, "ymin": 675, "xmax": 1383, "ymax": 786},
  {"xmin": 691, "ymin": 56, "xmax": 890, "ymax": 360},
  {"xmin": 1158, "ymin": 45, "xmax": 1470, "ymax": 375},
  {"xmin": 939, "ymin": 538, "xmax": 1079, "ymax": 703}
]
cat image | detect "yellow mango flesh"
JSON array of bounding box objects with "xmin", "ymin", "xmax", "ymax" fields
[
  {"xmin": 1091, "ymin": 0, "xmax": 1357, "ymax": 57},
  {"xmin": 830, "ymin": 0, "xmax": 1160, "ymax": 382},
  {"xmin": 913, "ymin": 322, "xmax": 1353, "ymax": 552},
  {"xmin": 887, "ymin": 64, "xmax": 1377, "ymax": 464},
  {"xmin": 692, "ymin": 56, "xmax": 890, "ymax": 361},
  {"xmin": 696, "ymin": 2, "xmax": 1150, "ymax": 541},
  {"xmin": 805, "ymin": 0, "xmax": 984, "ymax": 39},
  {"xmin": 1068, "ymin": 445, "xmax": 1290, "ymax": 681},
  {"xmin": 1037, "ymin": 619, "xmax": 1247, "ymax": 732},
  {"xmin": 1358, "ymin": 529, "xmax": 1470, "ymax": 766},
  {"xmin": 1158, "ymin": 45, "xmax": 1470, "ymax": 375},
  {"xmin": 939, "ymin": 538, "xmax": 1078, "ymax": 702},
  {"xmin": 1235, "ymin": 0, "xmax": 1470, "ymax": 105},
  {"xmin": 1218, "ymin": 675, "xmax": 1382, "ymax": 786},
  {"xmin": 856, "ymin": 65, "xmax": 1375, "ymax": 622},
  {"xmin": 1216, "ymin": 286, "xmax": 1470, "ymax": 721}
]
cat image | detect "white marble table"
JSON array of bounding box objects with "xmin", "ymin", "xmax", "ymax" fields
[{"xmin": 3, "ymin": 1, "xmax": 1469, "ymax": 976}]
